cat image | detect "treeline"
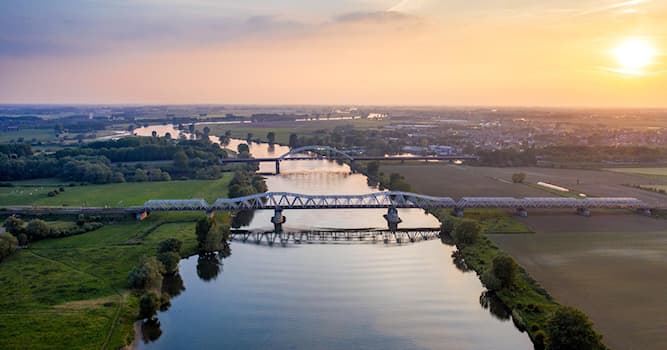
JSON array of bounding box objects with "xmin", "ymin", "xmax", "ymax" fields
[
  {"xmin": 287, "ymin": 125, "xmax": 403, "ymax": 156},
  {"xmin": 0, "ymin": 143, "xmax": 33, "ymax": 157},
  {"xmin": 3, "ymin": 215, "xmax": 104, "ymax": 246},
  {"xmin": 539, "ymin": 145, "xmax": 667, "ymax": 163},
  {"xmin": 0, "ymin": 136, "xmax": 232, "ymax": 183},
  {"xmin": 228, "ymin": 170, "xmax": 268, "ymax": 198},
  {"xmin": 476, "ymin": 148, "xmax": 537, "ymax": 167}
]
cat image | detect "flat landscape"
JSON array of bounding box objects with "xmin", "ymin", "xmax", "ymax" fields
[
  {"xmin": 0, "ymin": 176, "xmax": 232, "ymax": 207},
  {"xmin": 382, "ymin": 164, "xmax": 667, "ymax": 207},
  {"xmin": 386, "ymin": 164, "xmax": 667, "ymax": 349}
]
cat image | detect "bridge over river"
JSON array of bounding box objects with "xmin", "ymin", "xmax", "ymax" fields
[
  {"xmin": 3, "ymin": 191, "xmax": 650, "ymax": 231},
  {"xmin": 220, "ymin": 145, "xmax": 479, "ymax": 173}
]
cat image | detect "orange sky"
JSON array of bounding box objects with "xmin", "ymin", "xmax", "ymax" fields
[{"xmin": 0, "ymin": 0, "xmax": 665, "ymax": 107}]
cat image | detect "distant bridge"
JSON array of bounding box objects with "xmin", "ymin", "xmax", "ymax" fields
[{"xmin": 220, "ymin": 145, "xmax": 479, "ymax": 173}]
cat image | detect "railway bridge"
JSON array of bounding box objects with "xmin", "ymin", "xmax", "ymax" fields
[
  {"xmin": 220, "ymin": 145, "xmax": 479, "ymax": 174},
  {"xmin": 141, "ymin": 191, "xmax": 650, "ymax": 231}
]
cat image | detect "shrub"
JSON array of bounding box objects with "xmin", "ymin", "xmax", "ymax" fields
[
  {"xmin": 491, "ymin": 255, "xmax": 518, "ymax": 288},
  {"xmin": 139, "ymin": 292, "xmax": 160, "ymax": 319},
  {"xmin": 481, "ymin": 270, "xmax": 502, "ymax": 291},
  {"xmin": 452, "ymin": 219, "xmax": 481, "ymax": 245},
  {"xmin": 25, "ymin": 219, "xmax": 50, "ymax": 240},
  {"xmin": 157, "ymin": 238, "xmax": 182, "ymax": 254},
  {"xmin": 157, "ymin": 252, "xmax": 180, "ymax": 274},
  {"xmin": 128, "ymin": 257, "xmax": 165, "ymax": 290},
  {"xmin": 0, "ymin": 233, "xmax": 19, "ymax": 262},
  {"xmin": 545, "ymin": 306, "xmax": 604, "ymax": 350},
  {"xmin": 440, "ymin": 219, "xmax": 455, "ymax": 236},
  {"xmin": 512, "ymin": 172, "xmax": 527, "ymax": 183},
  {"xmin": 3, "ymin": 215, "xmax": 25, "ymax": 235}
]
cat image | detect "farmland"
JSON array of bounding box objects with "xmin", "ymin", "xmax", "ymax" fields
[
  {"xmin": 0, "ymin": 175, "xmax": 233, "ymax": 207},
  {"xmin": 387, "ymin": 163, "xmax": 667, "ymax": 349}
]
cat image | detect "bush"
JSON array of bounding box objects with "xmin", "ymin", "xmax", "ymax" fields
[
  {"xmin": 25, "ymin": 219, "xmax": 50, "ymax": 240},
  {"xmin": 139, "ymin": 292, "xmax": 160, "ymax": 319},
  {"xmin": 491, "ymin": 255, "xmax": 518, "ymax": 288},
  {"xmin": 3, "ymin": 215, "xmax": 25, "ymax": 235},
  {"xmin": 127, "ymin": 257, "xmax": 165, "ymax": 290},
  {"xmin": 0, "ymin": 233, "xmax": 19, "ymax": 262},
  {"xmin": 481, "ymin": 270, "xmax": 502, "ymax": 291},
  {"xmin": 452, "ymin": 220, "xmax": 481, "ymax": 245},
  {"xmin": 440, "ymin": 219, "xmax": 455, "ymax": 236},
  {"xmin": 157, "ymin": 238, "xmax": 182, "ymax": 254},
  {"xmin": 157, "ymin": 252, "xmax": 180, "ymax": 274},
  {"xmin": 512, "ymin": 172, "xmax": 527, "ymax": 183},
  {"xmin": 545, "ymin": 306, "xmax": 604, "ymax": 350}
]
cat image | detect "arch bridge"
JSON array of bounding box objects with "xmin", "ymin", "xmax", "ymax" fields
[{"xmin": 219, "ymin": 145, "xmax": 479, "ymax": 174}]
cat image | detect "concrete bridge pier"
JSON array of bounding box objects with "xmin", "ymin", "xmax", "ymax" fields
[
  {"xmin": 271, "ymin": 208, "xmax": 286, "ymax": 232},
  {"xmin": 275, "ymin": 160, "xmax": 281, "ymax": 175},
  {"xmin": 514, "ymin": 207, "xmax": 528, "ymax": 217},
  {"xmin": 453, "ymin": 208, "xmax": 465, "ymax": 217},
  {"xmin": 383, "ymin": 207, "xmax": 402, "ymax": 232},
  {"xmin": 638, "ymin": 208, "xmax": 652, "ymax": 216},
  {"xmin": 136, "ymin": 211, "xmax": 149, "ymax": 221},
  {"xmin": 576, "ymin": 207, "xmax": 591, "ymax": 217}
]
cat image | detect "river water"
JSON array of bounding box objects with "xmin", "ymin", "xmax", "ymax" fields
[{"xmin": 134, "ymin": 125, "xmax": 532, "ymax": 349}]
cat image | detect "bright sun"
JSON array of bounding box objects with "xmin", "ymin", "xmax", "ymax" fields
[{"xmin": 612, "ymin": 38, "xmax": 656, "ymax": 75}]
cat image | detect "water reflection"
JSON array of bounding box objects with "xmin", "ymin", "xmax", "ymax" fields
[
  {"xmin": 479, "ymin": 291, "xmax": 512, "ymax": 321},
  {"xmin": 162, "ymin": 274, "xmax": 186, "ymax": 299},
  {"xmin": 196, "ymin": 246, "xmax": 231, "ymax": 282},
  {"xmin": 140, "ymin": 319, "xmax": 163, "ymax": 344}
]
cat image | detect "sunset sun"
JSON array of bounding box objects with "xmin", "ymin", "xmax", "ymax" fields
[{"xmin": 612, "ymin": 38, "xmax": 656, "ymax": 75}]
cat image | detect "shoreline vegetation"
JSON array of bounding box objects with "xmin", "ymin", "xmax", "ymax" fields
[{"xmin": 354, "ymin": 160, "xmax": 608, "ymax": 350}]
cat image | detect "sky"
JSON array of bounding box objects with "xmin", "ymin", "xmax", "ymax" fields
[{"xmin": 0, "ymin": 0, "xmax": 666, "ymax": 107}]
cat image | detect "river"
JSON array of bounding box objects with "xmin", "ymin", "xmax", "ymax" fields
[{"xmin": 133, "ymin": 125, "xmax": 532, "ymax": 349}]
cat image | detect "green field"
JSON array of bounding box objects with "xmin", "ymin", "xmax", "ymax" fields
[
  {"xmin": 0, "ymin": 175, "xmax": 233, "ymax": 206},
  {"xmin": 604, "ymin": 167, "xmax": 667, "ymax": 176},
  {"xmin": 0, "ymin": 129, "xmax": 57, "ymax": 143},
  {"xmin": 0, "ymin": 212, "xmax": 208, "ymax": 349}
]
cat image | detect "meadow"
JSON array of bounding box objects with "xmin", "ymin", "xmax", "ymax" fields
[
  {"xmin": 0, "ymin": 175, "xmax": 233, "ymax": 207},
  {"xmin": 0, "ymin": 212, "xmax": 211, "ymax": 349},
  {"xmin": 604, "ymin": 167, "xmax": 667, "ymax": 176}
]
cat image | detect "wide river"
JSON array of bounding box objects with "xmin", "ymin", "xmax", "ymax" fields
[{"xmin": 134, "ymin": 126, "xmax": 532, "ymax": 349}]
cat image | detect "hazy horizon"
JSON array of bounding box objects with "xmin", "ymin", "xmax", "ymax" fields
[{"xmin": 1, "ymin": 0, "xmax": 665, "ymax": 108}]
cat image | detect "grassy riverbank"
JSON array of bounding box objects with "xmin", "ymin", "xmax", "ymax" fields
[
  {"xmin": 0, "ymin": 212, "xmax": 210, "ymax": 349},
  {"xmin": 0, "ymin": 175, "xmax": 232, "ymax": 206}
]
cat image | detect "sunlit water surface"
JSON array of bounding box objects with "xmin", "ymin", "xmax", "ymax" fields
[{"xmin": 132, "ymin": 129, "xmax": 532, "ymax": 349}]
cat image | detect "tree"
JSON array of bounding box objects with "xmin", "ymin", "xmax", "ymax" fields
[
  {"xmin": 139, "ymin": 292, "xmax": 160, "ymax": 319},
  {"xmin": 173, "ymin": 150, "xmax": 189, "ymax": 170},
  {"xmin": 157, "ymin": 238, "xmax": 182, "ymax": 254},
  {"xmin": 289, "ymin": 133, "xmax": 299, "ymax": 148},
  {"xmin": 26, "ymin": 219, "xmax": 50, "ymax": 240},
  {"xmin": 128, "ymin": 257, "xmax": 165, "ymax": 290},
  {"xmin": 440, "ymin": 219, "xmax": 455, "ymax": 236},
  {"xmin": 512, "ymin": 172, "xmax": 527, "ymax": 183},
  {"xmin": 546, "ymin": 306, "xmax": 604, "ymax": 350},
  {"xmin": 452, "ymin": 219, "xmax": 481, "ymax": 245},
  {"xmin": 203, "ymin": 126, "xmax": 210, "ymax": 137},
  {"xmin": 267, "ymin": 131, "xmax": 276, "ymax": 144},
  {"xmin": 246, "ymin": 132, "xmax": 253, "ymax": 141},
  {"xmin": 0, "ymin": 233, "xmax": 19, "ymax": 262},
  {"xmin": 366, "ymin": 161, "xmax": 380, "ymax": 177},
  {"xmin": 195, "ymin": 217, "xmax": 228, "ymax": 253},
  {"xmin": 164, "ymin": 132, "xmax": 172, "ymax": 140},
  {"xmin": 237, "ymin": 143, "xmax": 250, "ymax": 155},
  {"xmin": 3, "ymin": 215, "xmax": 25, "ymax": 235},
  {"xmin": 111, "ymin": 172, "xmax": 126, "ymax": 183},
  {"xmin": 157, "ymin": 252, "xmax": 180, "ymax": 274},
  {"xmin": 491, "ymin": 255, "xmax": 518, "ymax": 288},
  {"xmin": 151, "ymin": 130, "xmax": 158, "ymax": 138}
]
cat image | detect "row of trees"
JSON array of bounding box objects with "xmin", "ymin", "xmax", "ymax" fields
[
  {"xmin": 228, "ymin": 170, "xmax": 268, "ymax": 198},
  {"xmin": 3, "ymin": 216, "xmax": 103, "ymax": 245},
  {"xmin": 441, "ymin": 217, "xmax": 605, "ymax": 350}
]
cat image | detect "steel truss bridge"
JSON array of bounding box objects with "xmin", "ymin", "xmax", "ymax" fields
[
  {"xmin": 141, "ymin": 191, "xmax": 647, "ymax": 212},
  {"xmin": 219, "ymin": 145, "xmax": 479, "ymax": 173},
  {"xmin": 229, "ymin": 229, "xmax": 442, "ymax": 246}
]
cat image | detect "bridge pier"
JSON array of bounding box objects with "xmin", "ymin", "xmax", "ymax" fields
[
  {"xmin": 136, "ymin": 211, "xmax": 149, "ymax": 221},
  {"xmin": 453, "ymin": 208, "xmax": 465, "ymax": 217},
  {"xmin": 275, "ymin": 160, "xmax": 281, "ymax": 174},
  {"xmin": 514, "ymin": 207, "xmax": 528, "ymax": 217},
  {"xmin": 638, "ymin": 208, "xmax": 652, "ymax": 216},
  {"xmin": 383, "ymin": 207, "xmax": 402, "ymax": 232},
  {"xmin": 576, "ymin": 208, "xmax": 591, "ymax": 217},
  {"xmin": 271, "ymin": 208, "xmax": 286, "ymax": 232}
]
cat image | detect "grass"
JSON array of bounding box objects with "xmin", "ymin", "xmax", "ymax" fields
[
  {"xmin": 462, "ymin": 209, "xmax": 533, "ymax": 233},
  {"xmin": 605, "ymin": 167, "xmax": 667, "ymax": 176},
  {"xmin": 0, "ymin": 129, "xmax": 57, "ymax": 143},
  {"xmin": 0, "ymin": 175, "xmax": 233, "ymax": 206},
  {"xmin": 0, "ymin": 212, "xmax": 210, "ymax": 349}
]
